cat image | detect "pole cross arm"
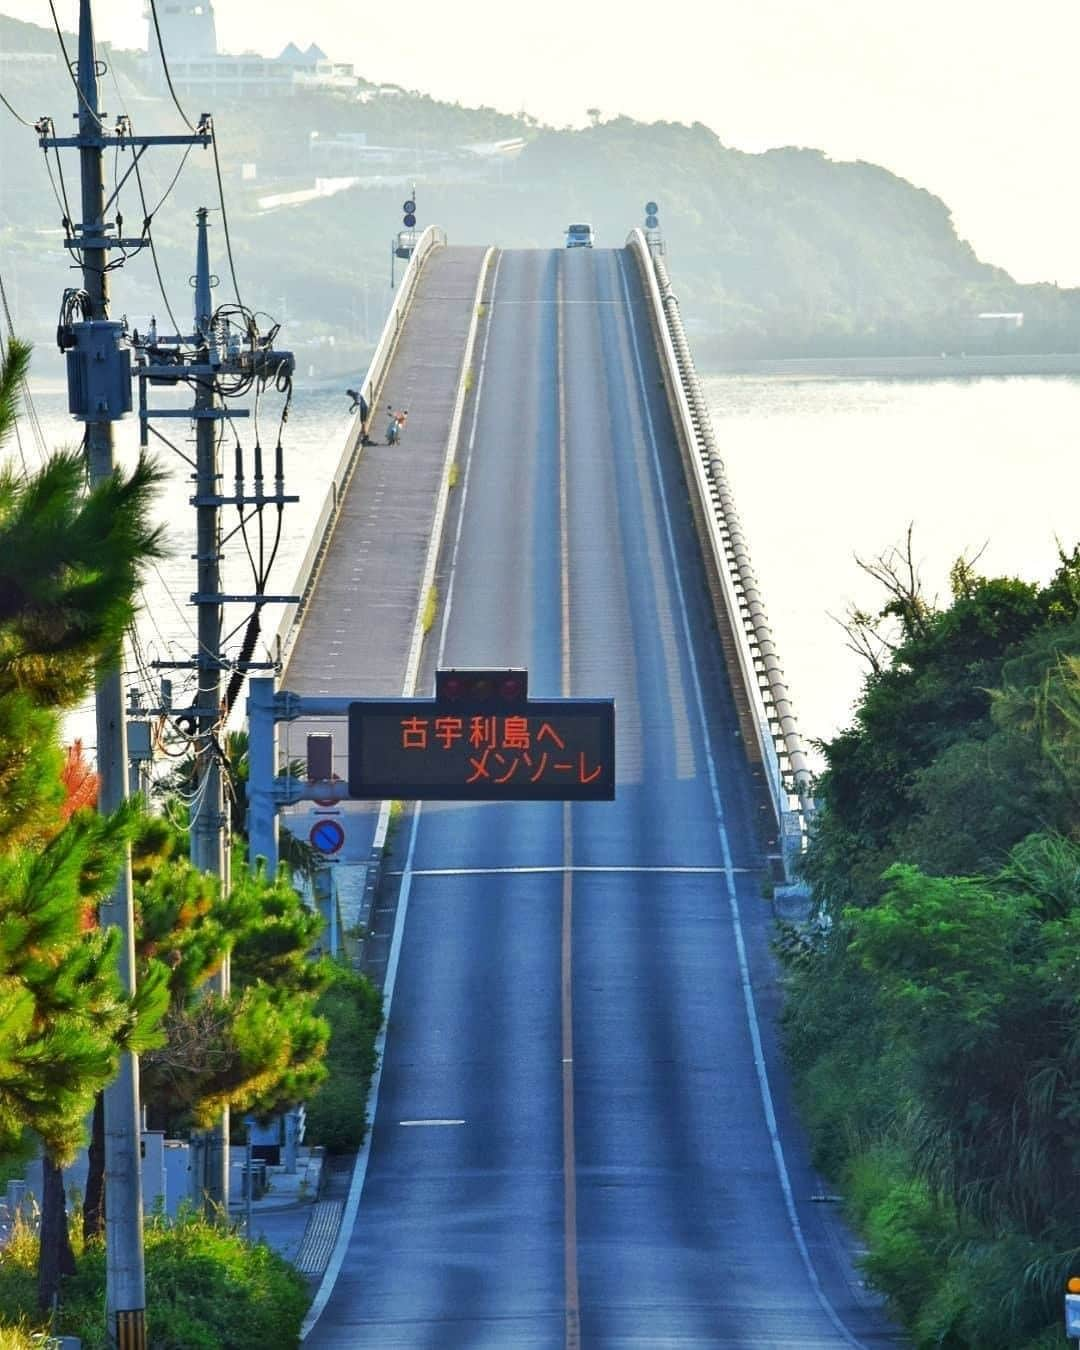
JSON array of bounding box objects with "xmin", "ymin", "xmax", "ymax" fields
[{"xmin": 40, "ymin": 132, "xmax": 211, "ymax": 149}]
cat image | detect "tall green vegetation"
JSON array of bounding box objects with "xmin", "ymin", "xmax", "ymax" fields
[
  {"xmin": 0, "ymin": 337, "xmax": 170, "ymax": 1306},
  {"xmin": 782, "ymin": 533, "xmax": 1080, "ymax": 1347}
]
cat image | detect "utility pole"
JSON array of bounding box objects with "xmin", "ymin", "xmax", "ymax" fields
[
  {"xmin": 40, "ymin": 4, "xmax": 210, "ymax": 1342},
  {"xmin": 76, "ymin": 4, "xmax": 139, "ymax": 1344},
  {"xmin": 74, "ymin": 7, "xmax": 142, "ymax": 1344},
  {"xmin": 130, "ymin": 210, "xmax": 296, "ymax": 1211},
  {"xmin": 189, "ymin": 207, "xmax": 230, "ymax": 1210}
]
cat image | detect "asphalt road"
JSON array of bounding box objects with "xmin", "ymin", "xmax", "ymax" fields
[{"xmin": 305, "ymin": 249, "xmax": 899, "ymax": 1348}]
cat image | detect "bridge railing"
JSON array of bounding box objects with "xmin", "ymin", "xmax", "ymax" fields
[
  {"xmin": 273, "ymin": 225, "xmax": 448, "ymax": 670},
  {"xmin": 626, "ymin": 228, "xmax": 812, "ymax": 872}
]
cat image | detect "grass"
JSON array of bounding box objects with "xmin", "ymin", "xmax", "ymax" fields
[
  {"xmin": 421, "ymin": 585, "xmax": 438, "ymax": 634},
  {"xmin": 0, "ymin": 1212, "xmax": 308, "ymax": 1350}
]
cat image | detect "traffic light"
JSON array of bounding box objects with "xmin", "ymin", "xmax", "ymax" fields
[
  {"xmin": 435, "ymin": 667, "xmax": 528, "ymax": 705},
  {"xmin": 645, "ymin": 200, "xmax": 659, "ymax": 230},
  {"xmin": 403, "ymin": 197, "xmax": 417, "ymax": 229}
]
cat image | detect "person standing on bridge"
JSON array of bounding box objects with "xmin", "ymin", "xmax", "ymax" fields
[{"xmin": 346, "ymin": 387, "xmax": 374, "ymax": 445}]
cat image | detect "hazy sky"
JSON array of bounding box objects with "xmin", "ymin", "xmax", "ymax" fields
[{"xmin": 5, "ymin": 0, "xmax": 1080, "ymax": 285}]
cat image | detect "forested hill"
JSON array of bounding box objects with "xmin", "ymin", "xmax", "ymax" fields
[
  {"xmin": 461, "ymin": 120, "xmax": 1080, "ymax": 358},
  {"xmin": 1, "ymin": 12, "xmax": 1077, "ymax": 359}
]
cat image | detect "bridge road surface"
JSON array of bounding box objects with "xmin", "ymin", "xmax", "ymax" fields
[
  {"xmin": 280, "ymin": 246, "xmax": 487, "ymax": 894},
  {"xmin": 306, "ymin": 248, "xmax": 898, "ymax": 1347}
]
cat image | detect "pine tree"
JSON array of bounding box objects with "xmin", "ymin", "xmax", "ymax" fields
[{"xmin": 0, "ymin": 337, "xmax": 168, "ymax": 1308}]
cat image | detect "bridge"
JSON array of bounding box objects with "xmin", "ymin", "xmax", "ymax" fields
[{"xmin": 257, "ymin": 230, "xmax": 897, "ymax": 1346}]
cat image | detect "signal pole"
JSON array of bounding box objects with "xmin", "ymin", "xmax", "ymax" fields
[{"xmin": 40, "ymin": 3, "xmax": 210, "ymax": 1342}]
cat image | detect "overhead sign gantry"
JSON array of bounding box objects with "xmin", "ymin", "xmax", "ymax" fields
[{"xmin": 248, "ymin": 669, "xmax": 616, "ymax": 869}]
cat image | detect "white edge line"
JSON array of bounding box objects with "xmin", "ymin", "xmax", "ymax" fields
[
  {"xmin": 437, "ymin": 250, "xmax": 503, "ymax": 666},
  {"xmin": 301, "ymin": 248, "xmax": 494, "ymax": 1341},
  {"xmin": 617, "ymin": 253, "xmax": 867, "ymax": 1350}
]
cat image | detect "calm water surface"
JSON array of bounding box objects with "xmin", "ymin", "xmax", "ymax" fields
[
  {"xmin": 15, "ymin": 371, "xmax": 1080, "ymax": 764},
  {"xmin": 702, "ymin": 373, "xmax": 1080, "ymax": 762}
]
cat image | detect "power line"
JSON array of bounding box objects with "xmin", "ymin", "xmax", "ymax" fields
[
  {"xmin": 0, "ymin": 268, "xmax": 48, "ymax": 468},
  {"xmin": 210, "ymin": 128, "xmax": 245, "ymax": 308},
  {"xmin": 145, "ymin": 0, "xmax": 197, "ymax": 133},
  {"xmin": 47, "ymin": 0, "xmax": 105, "ymax": 130},
  {"xmin": 131, "ymin": 144, "xmax": 183, "ymax": 333},
  {"xmin": 0, "ymin": 86, "xmax": 34, "ymax": 129}
]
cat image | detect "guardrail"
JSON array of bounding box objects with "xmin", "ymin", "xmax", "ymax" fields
[
  {"xmin": 273, "ymin": 225, "xmax": 448, "ymax": 671},
  {"xmin": 626, "ymin": 228, "xmax": 812, "ymax": 871}
]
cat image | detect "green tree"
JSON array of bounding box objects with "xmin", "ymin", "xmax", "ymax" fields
[
  {"xmin": 134, "ymin": 822, "xmax": 333, "ymax": 1134},
  {"xmin": 0, "ymin": 337, "xmax": 169, "ymax": 1307}
]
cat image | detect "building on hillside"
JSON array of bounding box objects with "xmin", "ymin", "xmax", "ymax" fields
[
  {"xmin": 973, "ymin": 312, "xmax": 1024, "ymax": 333},
  {"xmin": 144, "ymin": 0, "xmax": 217, "ymax": 59},
  {"xmin": 141, "ymin": 2, "xmax": 357, "ymax": 98}
]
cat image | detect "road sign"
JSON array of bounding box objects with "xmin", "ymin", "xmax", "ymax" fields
[
  {"xmin": 1066, "ymin": 1292, "xmax": 1080, "ymax": 1337},
  {"xmin": 348, "ymin": 696, "xmax": 615, "ymax": 800},
  {"xmin": 309, "ymin": 818, "xmax": 345, "ymax": 854},
  {"xmin": 645, "ymin": 200, "xmax": 658, "ymax": 215}
]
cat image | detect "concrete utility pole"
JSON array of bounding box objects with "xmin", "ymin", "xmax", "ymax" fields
[
  {"xmin": 75, "ymin": 4, "xmax": 144, "ymax": 1344},
  {"xmin": 40, "ymin": 4, "xmax": 211, "ymax": 1340},
  {"xmin": 189, "ymin": 208, "xmax": 230, "ymax": 1210}
]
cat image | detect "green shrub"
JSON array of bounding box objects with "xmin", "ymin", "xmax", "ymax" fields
[
  {"xmin": 304, "ymin": 966, "xmax": 383, "ymax": 1154},
  {"xmin": 859, "ymin": 1174, "xmax": 954, "ymax": 1327},
  {"xmin": 0, "ymin": 1214, "xmax": 308, "ymax": 1350}
]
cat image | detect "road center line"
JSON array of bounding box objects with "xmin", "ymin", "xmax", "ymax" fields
[{"xmin": 557, "ymin": 255, "xmax": 582, "ymax": 1350}]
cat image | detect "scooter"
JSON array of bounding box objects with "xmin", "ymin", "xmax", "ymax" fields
[{"xmin": 385, "ymin": 407, "xmax": 408, "ymax": 446}]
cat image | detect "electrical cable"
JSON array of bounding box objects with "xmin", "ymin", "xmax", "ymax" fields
[
  {"xmin": 145, "ymin": 0, "xmax": 197, "ymax": 133},
  {"xmin": 210, "ymin": 127, "xmax": 245, "ymax": 309},
  {"xmin": 47, "ymin": 0, "xmax": 105, "ymax": 130},
  {"xmin": 0, "ymin": 267, "xmax": 47, "ymax": 468},
  {"xmin": 0, "ymin": 326, "xmax": 28, "ymax": 475},
  {"xmin": 131, "ymin": 148, "xmax": 182, "ymax": 334},
  {"xmin": 0, "ymin": 86, "xmax": 34, "ymax": 129}
]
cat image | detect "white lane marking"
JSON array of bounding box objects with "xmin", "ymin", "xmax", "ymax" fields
[
  {"xmin": 391, "ymin": 865, "xmax": 753, "ymax": 877},
  {"xmin": 437, "ymin": 251, "xmax": 504, "ymax": 668},
  {"xmin": 299, "ymin": 794, "xmax": 424, "ymax": 1341},
  {"xmin": 617, "ymin": 253, "xmax": 867, "ymax": 1350},
  {"xmin": 399, "ymin": 1119, "xmax": 465, "ymax": 1127}
]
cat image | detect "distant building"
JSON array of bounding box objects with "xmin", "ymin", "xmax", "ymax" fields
[
  {"xmin": 973, "ymin": 312, "xmax": 1024, "ymax": 334},
  {"xmin": 141, "ymin": 3, "xmax": 357, "ymax": 98},
  {"xmin": 144, "ymin": 1, "xmax": 217, "ymax": 60}
]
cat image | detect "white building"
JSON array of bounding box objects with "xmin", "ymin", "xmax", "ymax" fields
[{"xmin": 142, "ymin": 3, "xmax": 357, "ymax": 98}]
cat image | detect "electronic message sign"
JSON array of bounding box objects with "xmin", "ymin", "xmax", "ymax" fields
[{"xmin": 347, "ymin": 669, "xmax": 614, "ymax": 801}]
